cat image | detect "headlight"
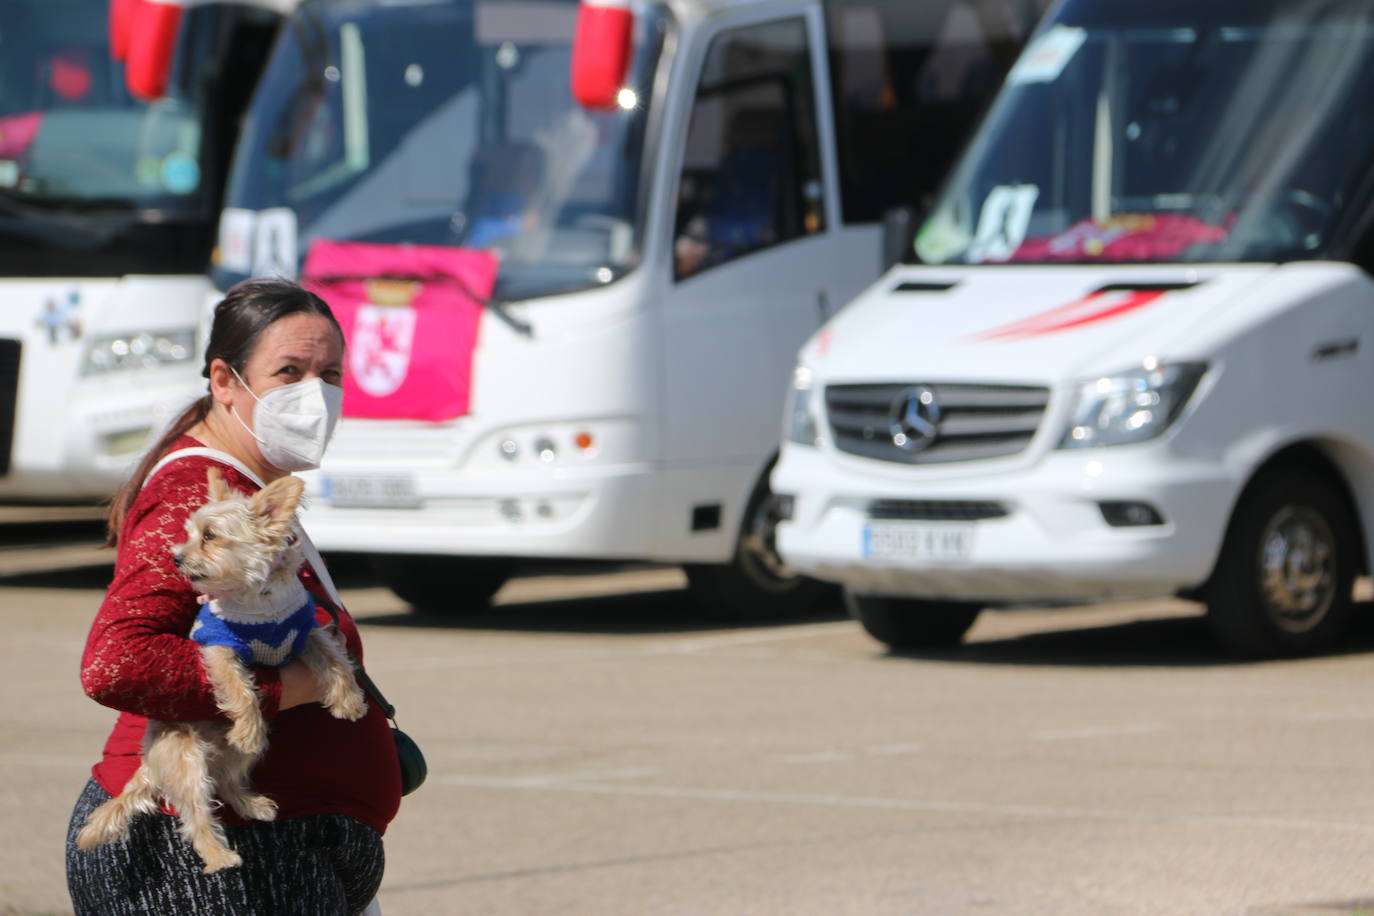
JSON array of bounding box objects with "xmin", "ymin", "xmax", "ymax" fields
[
  {"xmin": 784, "ymin": 364, "xmax": 821, "ymax": 447},
  {"xmin": 1059, "ymin": 362, "xmax": 1206, "ymax": 449},
  {"xmin": 82, "ymin": 329, "xmax": 197, "ymax": 375}
]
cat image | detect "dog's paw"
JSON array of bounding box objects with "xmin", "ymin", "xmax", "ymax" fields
[
  {"xmin": 326, "ymin": 687, "xmax": 368, "ymax": 721},
  {"xmin": 199, "ymin": 846, "xmax": 243, "ymax": 874},
  {"xmin": 241, "ymin": 794, "xmax": 278, "ymax": 822},
  {"xmin": 226, "ymin": 719, "xmax": 267, "ymax": 755}
]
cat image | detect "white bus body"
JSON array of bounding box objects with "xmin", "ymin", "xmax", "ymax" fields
[
  {"xmin": 772, "ymin": 0, "xmax": 1374, "ymax": 654},
  {"xmin": 214, "ymin": 0, "xmax": 1048, "ymax": 612},
  {"xmin": 0, "ymin": 0, "xmax": 289, "ymax": 502}
]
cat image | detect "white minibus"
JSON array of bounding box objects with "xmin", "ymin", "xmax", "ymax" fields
[{"xmin": 773, "ymin": 0, "xmax": 1374, "ymax": 655}]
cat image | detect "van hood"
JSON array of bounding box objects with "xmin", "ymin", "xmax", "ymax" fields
[{"xmin": 809, "ymin": 264, "xmax": 1276, "ymax": 384}]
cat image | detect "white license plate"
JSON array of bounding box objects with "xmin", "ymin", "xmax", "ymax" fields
[
  {"xmin": 323, "ymin": 475, "xmax": 420, "ymax": 509},
  {"xmin": 862, "ymin": 522, "xmax": 975, "ymax": 563}
]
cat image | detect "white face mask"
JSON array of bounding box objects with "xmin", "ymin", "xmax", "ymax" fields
[{"xmin": 229, "ymin": 367, "xmax": 344, "ymax": 471}]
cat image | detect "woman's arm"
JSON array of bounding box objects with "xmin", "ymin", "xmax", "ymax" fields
[{"xmin": 80, "ymin": 463, "xmax": 293, "ymax": 720}]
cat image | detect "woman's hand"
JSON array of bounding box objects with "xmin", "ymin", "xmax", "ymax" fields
[{"xmin": 277, "ymin": 659, "xmax": 324, "ymax": 710}]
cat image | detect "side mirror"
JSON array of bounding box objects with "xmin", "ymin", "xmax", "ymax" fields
[
  {"xmin": 570, "ymin": 0, "xmax": 634, "ymax": 109},
  {"xmin": 881, "ymin": 206, "xmax": 915, "ymax": 270}
]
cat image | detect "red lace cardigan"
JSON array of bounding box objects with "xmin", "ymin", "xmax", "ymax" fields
[{"xmin": 80, "ymin": 437, "xmax": 401, "ymax": 833}]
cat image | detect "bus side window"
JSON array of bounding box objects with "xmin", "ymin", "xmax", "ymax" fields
[
  {"xmin": 673, "ymin": 18, "xmax": 824, "ymax": 280},
  {"xmin": 826, "ymin": 0, "xmax": 1049, "ymax": 225}
]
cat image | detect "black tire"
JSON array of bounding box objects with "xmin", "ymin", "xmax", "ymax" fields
[
  {"xmin": 374, "ymin": 554, "xmax": 510, "ymax": 614},
  {"xmin": 845, "ymin": 591, "xmax": 981, "ymax": 650},
  {"xmin": 684, "ymin": 469, "xmax": 838, "ymax": 619},
  {"xmin": 1204, "ymin": 468, "xmax": 1358, "ymax": 657}
]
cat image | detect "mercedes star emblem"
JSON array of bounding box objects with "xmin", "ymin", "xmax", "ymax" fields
[{"xmin": 889, "ymin": 386, "xmax": 941, "ymax": 451}]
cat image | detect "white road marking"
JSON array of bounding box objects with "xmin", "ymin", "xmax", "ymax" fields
[
  {"xmin": 648, "ymin": 621, "xmax": 859, "ymax": 654},
  {"xmin": 1030, "ymin": 722, "xmax": 1164, "ymax": 741},
  {"xmin": 462, "ymin": 767, "xmax": 659, "ymax": 788},
  {"xmin": 369, "ymin": 620, "xmax": 861, "ymax": 674},
  {"xmin": 436, "ymin": 773, "xmax": 1374, "ymax": 835},
  {"xmin": 1296, "ymin": 711, "xmax": 1374, "ymax": 723},
  {"xmin": 774, "ymin": 743, "xmax": 924, "ymax": 764},
  {"xmin": 775, "ymin": 750, "xmax": 856, "ymax": 764},
  {"xmin": 868, "ymin": 742, "xmax": 924, "ymax": 756}
]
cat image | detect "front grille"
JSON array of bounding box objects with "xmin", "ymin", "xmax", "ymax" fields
[
  {"xmin": 869, "ymin": 499, "xmax": 1008, "ymax": 521},
  {"xmin": 0, "ymin": 339, "xmax": 18, "ymax": 475},
  {"xmin": 826, "ymin": 382, "xmax": 1048, "ymax": 464}
]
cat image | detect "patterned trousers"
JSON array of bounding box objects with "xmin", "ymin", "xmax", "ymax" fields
[{"xmin": 66, "ymin": 778, "xmax": 385, "ymax": 915}]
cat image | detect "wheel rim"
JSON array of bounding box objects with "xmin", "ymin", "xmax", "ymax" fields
[
  {"xmin": 737, "ymin": 494, "xmax": 803, "ymax": 594},
  {"xmin": 1257, "ymin": 504, "xmax": 1338, "ymax": 634}
]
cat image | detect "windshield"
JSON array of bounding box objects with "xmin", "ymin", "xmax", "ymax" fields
[
  {"xmin": 914, "ymin": 0, "xmax": 1374, "ymax": 266},
  {"xmin": 0, "ymin": 1, "xmax": 273, "ymax": 276},
  {"xmin": 218, "ymin": 0, "xmax": 667, "ymax": 301}
]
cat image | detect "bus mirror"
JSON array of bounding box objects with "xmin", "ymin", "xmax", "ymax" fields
[
  {"xmin": 109, "ymin": 0, "xmax": 138, "ymax": 61},
  {"xmin": 570, "ymin": 0, "xmax": 634, "ymax": 110},
  {"xmin": 882, "ymin": 206, "xmax": 915, "ymax": 269},
  {"xmin": 124, "ymin": 0, "xmax": 184, "ymax": 100}
]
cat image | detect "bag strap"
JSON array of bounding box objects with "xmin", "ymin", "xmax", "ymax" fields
[
  {"xmin": 315, "ymin": 599, "xmax": 397, "ymax": 720},
  {"xmin": 146, "ymin": 447, "xmax": 399, "ymax": 722}
]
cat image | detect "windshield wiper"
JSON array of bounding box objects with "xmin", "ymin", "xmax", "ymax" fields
[
  {"xmin": 305, "ymin": 269, "xmax": 534, "ymax": 337},
  {"xmin": 0, "ymin": 187, "xmax": 138, "ymax": 214}
]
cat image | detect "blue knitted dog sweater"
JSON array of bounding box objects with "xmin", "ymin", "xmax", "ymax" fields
[{"xmin": 191, "ymin": 599, "xmax": 317, "ymax": 666}]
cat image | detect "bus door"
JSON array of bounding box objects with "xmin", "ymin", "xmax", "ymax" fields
[{"xmin": 654, "ymin": 5, "xmax": 853, "ymax": 553}]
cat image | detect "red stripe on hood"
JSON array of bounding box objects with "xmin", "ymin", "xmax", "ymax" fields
[{"xmin": 969, "ymin": 289, "xmax": 1167, "ymax": 342}]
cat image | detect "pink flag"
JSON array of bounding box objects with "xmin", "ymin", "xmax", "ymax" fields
[{"xmin": 303, "ymin": 240, "xmax": 498, "ymax": 422}]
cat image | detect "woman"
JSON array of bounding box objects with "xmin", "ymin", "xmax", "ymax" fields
[{"xmin": 66, "ymin": 279, "xmax": 401, "ymax": 915}]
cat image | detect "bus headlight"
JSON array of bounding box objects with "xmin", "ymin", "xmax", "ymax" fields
[
  {"xmin": 784, "ymin": 364, "xmax": 821, "ymax": 447},
  {"xmin": 1059, "ymin": 362, "xmax": 1206, "ymax": 449},
  {"xmin": 82, "ymin": 329, "xmax": 196, "ymax": 375}
]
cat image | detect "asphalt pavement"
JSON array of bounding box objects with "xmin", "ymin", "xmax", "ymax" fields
[{"xmin": 5, "ymin": 553, "xmax": 1374, "ymax": 915}]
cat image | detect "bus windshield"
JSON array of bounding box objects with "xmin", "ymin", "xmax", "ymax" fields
[
  {"xmin": 218, "ymin": 0, "xmax": 666, "ymax": 301},
  {"xmin": 913, "ymin": 0, "xmax": 1374, "ymax": 266},
  {"xmin": 0, "ymin": 1, "xmax": 274, "ymax": 276}
]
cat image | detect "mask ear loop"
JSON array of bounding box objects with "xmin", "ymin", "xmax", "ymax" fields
[{"xmin": 226, "ymin": 365, "xmax": 268, "ymax": 446}]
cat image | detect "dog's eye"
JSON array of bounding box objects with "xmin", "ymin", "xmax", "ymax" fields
[{"xmin": 202, "ymin": 528, "xmax": 216, "ymax": 542}]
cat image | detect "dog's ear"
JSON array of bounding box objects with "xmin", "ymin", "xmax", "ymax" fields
[
  {"xmin": 250, "ymin": 475, "xmax": 306, "ymax": 533},
  {"xmin": 205, "ymin": 466, "xmax": 232, "ymax": 503}
]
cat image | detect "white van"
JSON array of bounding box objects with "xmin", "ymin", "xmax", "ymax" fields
[
  {"xmin": 772, "ymin": 0, "xmax": 1374, "ymax": 656},
  {"xmin": 0, "ymin": 0, "xmax": 289, "ymax": 501},
  {"xmin": 211, "ymin": 0, "xmax": 1047, "ymax": 614}
]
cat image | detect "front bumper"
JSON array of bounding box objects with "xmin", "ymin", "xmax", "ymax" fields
[
  {"xmin": 0, "ymin": 363, "xmax": 202, "ymax": 500},
  {"xmin": 298, "ymin": 460, "xmax": 661, "ymax": 559},
  {"xmin": 771, "ymin": 443, "xmax": 1237, "ymax": 604}
]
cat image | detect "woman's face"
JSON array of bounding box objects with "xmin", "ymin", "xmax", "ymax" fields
[
  {"xmin": 237, "ymin": 312, "xmax": 344, "ymax": 398},
  {"xmin": 214, "ymin": 312, "xmax": 345, "ymax": 470}
]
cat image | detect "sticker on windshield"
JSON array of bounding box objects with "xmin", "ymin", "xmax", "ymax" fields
[
  {"xmin": 1009, "ymin": 26, "xmax": 1086, "ymax": 85},
  {"xmin": 160, "ymin": 153, "xmax": 200, "ymax": 194},
  {"xmin": 967, "ymin": 184, "xmax": 1039, "ymax": 263},
  {"xmin": 218, "ymin": 208, "xmax": 255, "ymax": 273},
  {"xmin": 253, "ymin": 208, "xmax": 299, "ymax": 280}
]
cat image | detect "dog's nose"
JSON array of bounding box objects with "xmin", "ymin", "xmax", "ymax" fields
[{"xmin": 172, "ymin": 555, "xmax": 182, "ymax": 568}]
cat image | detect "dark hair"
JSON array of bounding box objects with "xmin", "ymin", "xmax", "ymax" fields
[{"xmin": 104, "ymin": 279, "xmax": 344, "ymax": 545}]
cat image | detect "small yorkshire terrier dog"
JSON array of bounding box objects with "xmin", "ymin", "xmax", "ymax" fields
[{"xmin": 77, "ymin": 468, "xmax": 366, "ymax": 872}]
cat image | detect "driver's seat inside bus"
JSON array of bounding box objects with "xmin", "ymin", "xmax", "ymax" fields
[{"xmin": 463, "ymin": 140, "xmax": 547, "ymax": 250}]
